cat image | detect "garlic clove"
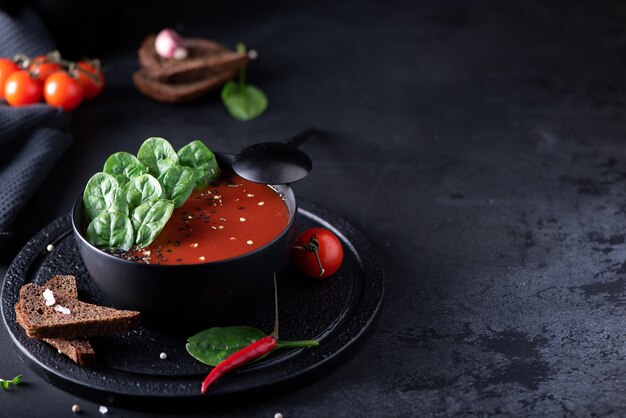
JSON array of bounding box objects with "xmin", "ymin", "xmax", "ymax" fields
[{"xmin": 155, "ymin": 29, "xmax": 188, "ymax": 60}]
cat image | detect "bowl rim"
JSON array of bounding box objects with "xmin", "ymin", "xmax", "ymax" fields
[{"xmin": 71, "ymin": 158, "xmax": 298, "ymax": 268}]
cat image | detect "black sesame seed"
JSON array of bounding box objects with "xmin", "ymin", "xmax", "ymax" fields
[{"xmin": 167, "ymin": 249, "xmax": 172, "ymax": 253}]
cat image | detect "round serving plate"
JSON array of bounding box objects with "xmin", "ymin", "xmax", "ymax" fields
[{"xmin": 1, "ymin": 200, "xmax": 384, "ymax": 407}]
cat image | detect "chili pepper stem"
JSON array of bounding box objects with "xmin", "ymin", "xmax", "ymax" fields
[{"xmin": 276, "ymin": 340, "xmax": 319, "ymax": 348}]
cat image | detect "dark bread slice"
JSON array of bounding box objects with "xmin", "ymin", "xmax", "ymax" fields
[
  {"xmin": 15, "ymin": 303, "xmax": 95, "ymax": 365},
  {"xmin": 14, "ymin": 275, "xmax": 95, "ymax": 365},
  {"xmin": 133, "ymin": 68, "xmax": 237, "ymax": 103},
  {"xmin": 16, "ymin": 277, "xmax": 140, "ymax": 339},
  {"xmin": 138, "ymin": 35, "xmax": 247, "ymax": 83},
  {"xmin": 42, "ymin": 338, "xmax": 95, "ymax": 366}
]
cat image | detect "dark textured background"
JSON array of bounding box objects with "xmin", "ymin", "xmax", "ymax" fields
[{"xmin": 3, "ymin": 0, "xmax": 626, "ymax": 416}]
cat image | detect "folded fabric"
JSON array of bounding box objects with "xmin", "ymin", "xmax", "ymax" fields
[{"xmin": 0, "ymin": 8, "xmax": 72, "ymax": 248}]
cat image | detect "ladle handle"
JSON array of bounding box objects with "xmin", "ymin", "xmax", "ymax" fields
[{"xmin": 287, "ymin": 128, "xmax": 321, "ymax": 148}]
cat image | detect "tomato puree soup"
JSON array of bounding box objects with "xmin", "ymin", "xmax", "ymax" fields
[{"xmin": 130, "ymin": 173, "xmax": 289, "ymax": 264}]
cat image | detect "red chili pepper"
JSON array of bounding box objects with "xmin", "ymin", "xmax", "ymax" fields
[{"xmin": 201, "ymin": 335, "xmax": 277, "ymax": 394}]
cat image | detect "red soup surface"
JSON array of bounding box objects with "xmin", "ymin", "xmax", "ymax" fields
[{"xmin": 130, "ymin": 173, "xmax": 289, "ymax": 265}]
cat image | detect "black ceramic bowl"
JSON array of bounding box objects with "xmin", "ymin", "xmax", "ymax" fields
[{"xmin": 71, "ymin": 154, "xmax": 297, "ymax": 328}]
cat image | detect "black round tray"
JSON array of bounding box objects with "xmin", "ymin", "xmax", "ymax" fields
[{"xmin": 1, "ymin": 200, "xmax": 384, "ymax": 407}]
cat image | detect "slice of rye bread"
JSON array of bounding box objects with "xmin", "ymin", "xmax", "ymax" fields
[
  {"xmin": 41, "ymin": 338, "xmax": 95, "ymax": 366},
  {"xmin": 15, "ymin": 276, "xmax": 140, "ymax": 340},
  {"xmin": 138, "ymin": 35, "xmax": 247, "ymax": 83},
  {"xmin": 133, "ymin": 68, "xmax": 238, "ymax": 103},
  {"xmin": 14, "ymin": 275, "xmax": 95, "ymax": 365}
]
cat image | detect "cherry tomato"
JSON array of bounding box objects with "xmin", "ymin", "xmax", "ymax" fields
[
  {"xmin": 0, "ymin": 58, "xmax": 19, "ymax": 99},
  {"xmin": 73, "ymin": 61, "xmax": 104, "ymax": 100},
  {"xmin": 4, "ymin": 70, "xmax": 43, "ymax": 106},
  {"xmin": 292, "ymin": 227, "xmax": 344, "ymax": 279},
  {"xmin": 44, "ymin": 71, "xmax": 83, "ymax": 111},
  {"xmin": 29, "ymin": 55, "xmax": 62, "ymax": 84}
]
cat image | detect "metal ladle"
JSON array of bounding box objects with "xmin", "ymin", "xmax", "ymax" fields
[{"xmin": 232, "ymin": 128, "xmax": 318, "ymax": 184}]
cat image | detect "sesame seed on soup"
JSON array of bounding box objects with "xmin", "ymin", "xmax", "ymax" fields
[{"xmin": 133, "ymin": 173, "xmax": 288, "ymax": 264}]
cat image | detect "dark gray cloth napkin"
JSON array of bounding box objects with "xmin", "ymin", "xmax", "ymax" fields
[{"xmin": 0, "ymin": 8, "xmax": 72, "ymax": 248}]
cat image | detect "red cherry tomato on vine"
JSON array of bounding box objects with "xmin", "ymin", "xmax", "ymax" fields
[
  {"xmin": 73, "ymin": 61, "xmax": 104, "ymax": 100},
  {"xmin": 4, "ymin": 70, "xmax": 43, "ymax": 106},
  {"xmin": 29, "ymin": 55, "xmax": 62, "ymax": 84},
  {"xmin": 292, "ymin": 227, "xmax": 344, "ymax": 279},
  {"xmin": 0, "ymin": 58, "xmax": 20, "ymax": 100},
  {"xmin": 44, "ymin": 71, "xmax": 83, "ymax": 111}
]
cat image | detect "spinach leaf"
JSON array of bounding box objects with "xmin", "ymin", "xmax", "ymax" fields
[
  {"xmin": 177, "ymin": 140, "xmax": 220, "ymax": 187},
  {"xmin": 83, "ymin": 172, "xmax": 127, "ymax": 221},
  {"xmin": 131, "ymin": 199, "xmax": 175, "ymax": 248},
  {"xmin": 221, "ymin": 81, "xmax": 268, "ymax": 122},
  {"xmin": 137, "ymin": 137, "xmax": 179, "ymax": 176},
  {"xmin": 86, "ymin": 212, "xmax": 134, "ymax": 251},
  {"xmin": 103, "ymin": 152, "xmax": 148, "ymax": 186},
  {"xmin": 186, "ymin": 326, "xmax": 319, "ymax": 366},
  {"xmin": 221, "ymin": 44, "xmax": 268, "ymax": 121},
  {"xmin": 122, "ymin": 174, "xmax": 162, "ymax": 209},
  {"xmin": 186, "ymin": 326, "xmax": 265, "ymax": 366},
  {"xmin": 158, "ymin": 165, "xmax": 196, "ymax": 208}
]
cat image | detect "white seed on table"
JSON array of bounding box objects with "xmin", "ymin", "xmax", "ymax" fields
[
  {"xmin": 160, "ymin": 352, "xmax": 167, "ymax": 360},
  {"xmin": 71, "ymin": 404, "xmax": 80, "ymax": 413},
  {"xmin": 99, "ymin": 405, "xmax": 108, "ymax": 414},
  {"xmin": 274, "ymin": 413, "xmax": 284, "ymax": 418},
  {"xmin": 46, "ymin": 244, "xmax": 54, "ymax": 252}
]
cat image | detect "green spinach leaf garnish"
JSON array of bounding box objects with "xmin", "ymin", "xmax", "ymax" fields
[
  {"xmin": 221, "ymin": 44, "xmax": 268, "ymax": 122},
  {"xmin": 158, "ymin": 166, "xmax": 196, "ymax": 208},
  {"xmin": 83, "ymin": 173, "xmax": 127, "ymax": 222},
  {"xmin": 131, "ymin": 199, "xmax": 175, "ymax": 248},
  {"xmin": 86, "ymin": 212, "xmax": 134, "ymax": 251},
  {"xmin": 186, "ymin": 326, "xmax": 318, "ymax": 366},
  {"xmin": 177, "ymin": 140, "xmax": 220, "ymax": 187},
  {"xmin": 103, "ymin": 151, "xmax": 148, "ymax": 186},
  {"xmin": 137, "ymin": 137, "xmax": 179, "ymax": 176},
  {"xmin": 122, "ymin": 174, "xmax": 162, "ymax": 209}
]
